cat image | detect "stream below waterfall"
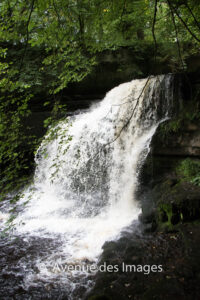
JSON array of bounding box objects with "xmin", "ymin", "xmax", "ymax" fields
[{"xmin": 0, "ymin": 75, "xmax": 174, "ymax": 300}]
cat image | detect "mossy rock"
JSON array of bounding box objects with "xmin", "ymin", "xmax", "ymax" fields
[{"xmin": 154, "ymin": 180, "xmax": 200, "ymax": 230}]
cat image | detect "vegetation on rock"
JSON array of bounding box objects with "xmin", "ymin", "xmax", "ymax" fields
[{"xmin": 176, "ymin": 158, "xmax": 200, "ymax": 186}]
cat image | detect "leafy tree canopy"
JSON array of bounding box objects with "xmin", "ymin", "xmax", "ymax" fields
[{"xmin": 0, "ymin": 0, "xmax": 200, "ymax": 197}]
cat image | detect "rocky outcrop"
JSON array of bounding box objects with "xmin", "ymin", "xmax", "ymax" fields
[
  {"xmin": 85, "ymin": 222, "xmax": 200, "ymax": 300},
  {"xmin": 140, "ymin": 118, "xmax": 200, "ymax": 228},
  {"xmin": 154, "ymin": 180, "xmax": 200, "ymax": 229},
  {"xmin": 152, "ymin": 122, "xmax": 200, "ymax": 158}
]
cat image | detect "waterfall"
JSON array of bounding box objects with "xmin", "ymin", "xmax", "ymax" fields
[{"xmin": 1, "ymin": 74, "xmax": 174, "ymax": 298}]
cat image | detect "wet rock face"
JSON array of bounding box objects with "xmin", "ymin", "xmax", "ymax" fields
[
  {"xmin": 152, "ymin": 122, "xmax": 200, "ymax": 157},
  {"xmin": 86, "ymin": 224, "xmax": 200, "ymax": 300}
]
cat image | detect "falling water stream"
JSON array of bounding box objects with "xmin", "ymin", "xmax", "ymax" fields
[{"xmin": 0, "ymin": 75, "xmax": 174, "ymax": 299}]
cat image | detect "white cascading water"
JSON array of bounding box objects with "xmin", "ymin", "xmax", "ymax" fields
[{"xmin": 1, "ymin": 75, "xmax": 173, "ymax": 298}]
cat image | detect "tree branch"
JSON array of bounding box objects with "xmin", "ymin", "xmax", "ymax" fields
[
  {"xmin": 167, "ymin": 0, "xmax": 185, "ymax": 71},
  {"xmin": 184, "ymin": 2, "xmax": 200, "ymax": 31},
  {"xmin": 152, "ymin": 0, "xmax": 158, "ymax": 64},
  {"xmin": 103, "ymin": 76, "xmax": 151, "ymax": 148},
  {"xmin": 53, "ymin": 0, "xmax": 62, "ymax": 27},
  {"xmin": 19, "ymin": 0, "xmax": 35, "ymax": 71},
  {"xmin": 168, "ymin": 0, "xmax": 200, "ymax": 43},
  {"xmin": 85, "ymin": 76, "xmax": 152, "ymax": 166},
  {"xmin": 120, "ymin": 0, "xmax": 126, "ymax": 25}
]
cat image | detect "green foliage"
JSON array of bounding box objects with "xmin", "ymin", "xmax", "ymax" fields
[
  {"xmin": 0, "ymin": 0, "xmax": 200, "ymax": 200},
  {"xmin": 160, "ymin": 118, "xmax": 183, "ymax": 138},
  {"xmin": 176, "ymin": 158, "xmax": 200, "ymax": 186},
  {"xmin": 0, "ymin": 93, "xmax": 38, "ymax": 199}
]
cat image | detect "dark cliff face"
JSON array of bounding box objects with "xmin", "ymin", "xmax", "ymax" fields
[
  {"xmin": 139, "ymin": 72, "xmax": 199, "ymax": 182},
  {"xmin": 140, "ymin": 71, "xmax": 200, "ymax": 224},
  {"xmin": 151, "ymin": 73, "xmax": 200, "ymax": 158},
  {"xmin": 153, "ymin": 123, "xmax": 200, "ymax": 157},
  {"xmin": 146, "ymin": 120, "xmax": 200, "ymax": 181}
]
